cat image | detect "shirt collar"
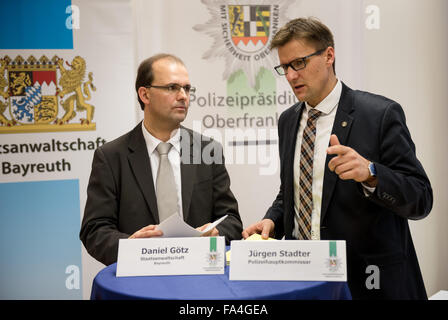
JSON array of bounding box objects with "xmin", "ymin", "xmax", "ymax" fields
[
  {"xmin": 141, "ymin": 121, "xmax": 181, "ymax": 155},
  {"xmin": 305, "ymin": 79, "xmax": 342, "ymax": 115}
]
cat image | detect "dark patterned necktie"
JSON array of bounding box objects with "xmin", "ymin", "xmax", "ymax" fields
[{"xmin": 296, "ymin": 108, "xmax": 321, "ymax": 240}]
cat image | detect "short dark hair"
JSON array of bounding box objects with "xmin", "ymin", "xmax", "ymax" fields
[
  {"xmin": 270, "ymin": 17, "xmax": 336, "ymax": 74},
  {"xmin": 135, "ymin": 53, "xmax": 185, "ymax": 110}
]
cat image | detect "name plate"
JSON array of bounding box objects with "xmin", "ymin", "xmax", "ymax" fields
[
  {"xmin": 116, "ymin": 237, "xmax": 225, "ymax": 277},
  {"xmin": 229, "ymin": 240, "xmax": 346, "ymax": 281}
]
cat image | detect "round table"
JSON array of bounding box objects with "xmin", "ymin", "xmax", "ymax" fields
[{"xmin": 91, "ymin": 263, "xmax": 351, "ymax": 300}]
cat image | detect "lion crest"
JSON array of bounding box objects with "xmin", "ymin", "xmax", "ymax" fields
[
  {"xmin": 56, "ymin": 56, "xmax": 96, "ymax": 125},
  {"xmin": 0, "ymin": 55, "xmax": 97, "ymax": 133},
  {"xmin": 0, "ymin": 58, "xmax": 14, "ymax": 126}
]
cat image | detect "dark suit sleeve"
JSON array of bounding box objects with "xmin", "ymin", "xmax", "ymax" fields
[
  {"xmin": 264, "ymin": 110, "xmax": 288, "ymax": 239},
  {"xmin": 79, "ymin": 147, "xmax": 129, "ymax": 266},
  {"xmin": 366, "ymin": 102, "xmax": 433, "ymax": 220},
  {"xmin": 212, "ymin": 149, "xmax": 243, "ymax": 243},
  {"xmin": 264, "ymin": 188, "xmax": 285, "ymax": 239}
]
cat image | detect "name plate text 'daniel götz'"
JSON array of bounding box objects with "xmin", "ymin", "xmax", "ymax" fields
[{"xmin": 116, "ymin": 237, "xmax": 225, "ymax": 277}]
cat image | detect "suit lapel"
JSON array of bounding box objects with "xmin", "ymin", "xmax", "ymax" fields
[
  {"xmin": 180, "ymin": 127, "xmax": 196, "ymax": 221},
  {"xmin": 127, "ymin": 123, "xmax": 159, "ymax": 223},
  {"xmin": 287, "ymin": 103, "xmax": 305, "ymax": 171},
  {"xmin": 320, "ymin": 82, "xmax": 355, "ymax": 223}
]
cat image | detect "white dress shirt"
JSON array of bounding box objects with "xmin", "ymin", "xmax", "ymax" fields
[
  {"xmin": 141, "ymin": 122, "xmax": 183, "ymax": 219},
  {"xmin": 293, "ymin": 80, "xmax": 342, "ymax": 240}
]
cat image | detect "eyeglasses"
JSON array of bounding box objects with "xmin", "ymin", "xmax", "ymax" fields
[
  {"xmin": 274, "ymin": 48, "xmax": 326, "ymax": 75},
  {"xmin": 145, "ymin": 83, "xmax": 196, "ymax": 95}
]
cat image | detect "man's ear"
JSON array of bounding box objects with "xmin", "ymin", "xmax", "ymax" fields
[
  {"xmin": 138, "ymin": 87, "xmax": 150, "ymax": 105},
  {"xmin": 326, "ymin": 47, "xmax": 335, "ymax": 66}
]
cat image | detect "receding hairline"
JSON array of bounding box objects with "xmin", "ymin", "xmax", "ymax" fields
[
  {"xmin": 151, "ymin": 55, "xmax": 186, "ymax": 72},
  {"xmin": 150, "ymin": 56, "xmax": 189, "ymax": 83},
  {"xmin": 153, "ymin": 54, "xmax": 184, "ymax": 66}
]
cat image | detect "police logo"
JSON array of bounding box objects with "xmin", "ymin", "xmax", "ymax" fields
[
  {"xmin": 229, "ymin": 5, "xmax": 271, "ymax": 51},
  {"xmin": 326, "ymin": 257, "xmax": 342, "ymax": 273},
  {"xmin": 194, "ymin": 0, "xmax": 293, "ymax": 87},
  {"xmin": 326, "ymin": 241, "xmax": 343, "ymax": 273},
  {"xmin": 0, "ymin": 55, "xmax": 96, "ymax": 133}
]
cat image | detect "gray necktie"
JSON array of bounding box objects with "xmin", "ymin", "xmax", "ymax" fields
[{"xmin": 155, "ymin": 142, "xmax": 179, "ymax": 223}]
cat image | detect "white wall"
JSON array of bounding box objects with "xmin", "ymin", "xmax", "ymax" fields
[{"xmin": 360, "ymin": 0, "xmax": 448, "ymax": 296}]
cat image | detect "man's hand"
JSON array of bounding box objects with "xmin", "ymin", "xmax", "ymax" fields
[
  {"xmin": 129, "ymin": 225, "xmax": 163, "ymax": 239},
  {"xmin": 242, "ymin": 219, "xmax": 275, "ymax": 240},
  {"xmin": 327, "ymin": 134, "xmax": 377, "ymax": 186},
  {"xmin": 196, "ymin": 223, "xmax": 219, "ymax": 237}
]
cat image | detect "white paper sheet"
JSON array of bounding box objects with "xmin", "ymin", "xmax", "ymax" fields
[{"xmin": 156, "ymin": 213, "xmax": 228, "ymax": 238}]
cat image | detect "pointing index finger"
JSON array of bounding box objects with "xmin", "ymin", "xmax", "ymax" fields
[{"xmin": 327, "ymin": 144, "xmax": 349, "ymax": 155}]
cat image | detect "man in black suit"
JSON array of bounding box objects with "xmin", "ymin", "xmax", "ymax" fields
[
  {"xmin": 242, "ymin": 18, "xmax": 432, "ymax": 299},
  {"xmin": 80, "ymin": 54, "xmax": 242, "ymax": 266}
]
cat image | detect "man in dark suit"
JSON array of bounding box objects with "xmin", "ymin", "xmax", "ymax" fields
[
  {"xmin": 80, "ymin": 54, "xmax": 242, "ymax": 266},
  {"xmin": 242, "ymin": 18, "xmax": 432, "ymax": 299}
]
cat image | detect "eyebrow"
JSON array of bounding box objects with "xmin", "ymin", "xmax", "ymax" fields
[
  {"xmin": 165, "ymin": 82, "xmax": 191, "ymax": 86},
  {"xmin": 282, "ymin": 55, "xmax": 305, "ymax": 65}
]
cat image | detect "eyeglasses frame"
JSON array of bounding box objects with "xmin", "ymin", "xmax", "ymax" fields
[
  {"xmin": 145, "ymin": 83, "xmax": 196, "ymax": 94},
  {"xmin": 274, "ymin": 48, "xmax": 327, "ymax": 75}
]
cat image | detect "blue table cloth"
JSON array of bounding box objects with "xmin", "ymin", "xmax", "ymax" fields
[{"xmin": 91, "ymin": 263, "xmax": 351, "ymax": 300}]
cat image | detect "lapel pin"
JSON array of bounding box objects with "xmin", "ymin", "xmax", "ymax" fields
[{"xmin": 341, "ymin": 121, "xmax": 348, "ymax": 128}]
